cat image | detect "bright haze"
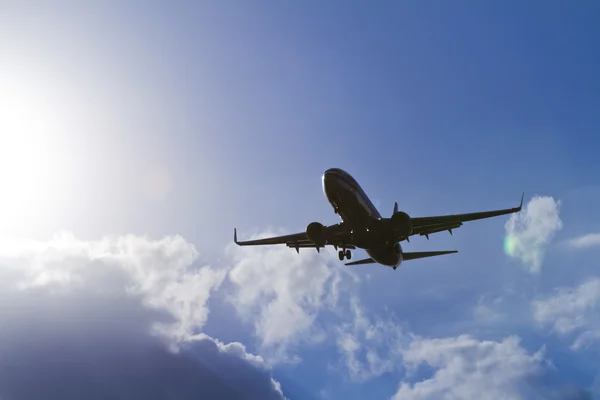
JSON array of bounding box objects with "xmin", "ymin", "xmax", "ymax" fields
[{"xmin": 0, "ymin": 2, "xmax": 599, "ymax": 400}]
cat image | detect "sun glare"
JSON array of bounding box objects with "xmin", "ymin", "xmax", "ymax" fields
[{"xmin": 0, "ymin": 74, "xmax": 67, "ymax": 236}]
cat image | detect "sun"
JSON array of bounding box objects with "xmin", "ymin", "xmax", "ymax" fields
[{"xmin": 0, "ymin": 74, "xmax": 67, "ymax": 236}]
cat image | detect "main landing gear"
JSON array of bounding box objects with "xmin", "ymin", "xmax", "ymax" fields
[{"xmin": 338, "ymin": 249, "xmax": 352, "ymax": 261}]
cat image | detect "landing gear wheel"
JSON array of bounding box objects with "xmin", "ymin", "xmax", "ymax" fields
[
  {"xmin": 393, "ymin": 266, "xmax": 397, "ymax": 270},
  {"xmin": 345, "ymin": 250, "xmax": 351, "ymax": 260},
  {"xmin": 338, "ymin": 250, "xmax": 344, "ymax": 261}
]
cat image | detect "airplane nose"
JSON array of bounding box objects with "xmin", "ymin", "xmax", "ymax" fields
[
  {"xmin": 322, "ymin": 170, "xmax": 336, "ymax": 193},
  {"xmin": 322, "ymin": 172, "xmax": 330, "ymax": 190},
  {"xmin": 324, "ymin": 168, "xmax": 343, "ymax": 176},
  {"xmin": 323, "ymin": 168, "xmax": 342, "ymax": 184}
]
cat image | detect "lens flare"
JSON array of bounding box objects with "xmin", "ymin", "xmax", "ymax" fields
[{"xmin": 503, "ymin": 234, "xmax": 518, "ymax": 256}]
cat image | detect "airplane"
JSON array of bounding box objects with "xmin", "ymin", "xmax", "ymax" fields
[{"xmin": 234, "ymin": 168, "xmax": 523, "ymax": 270}]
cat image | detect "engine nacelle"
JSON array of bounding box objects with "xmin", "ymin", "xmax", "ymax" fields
[
  {"xmin": 306, "ymin": 222, "xmax": 327, "ymax": 245},
  {"xmin": 391, "ymin": 211, "xmax": 413, "ymax": 237}
]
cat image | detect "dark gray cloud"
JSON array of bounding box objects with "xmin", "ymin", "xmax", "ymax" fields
[{"xmin": 0, "ymin": 234, "xmax": 284, "ymax": 400}]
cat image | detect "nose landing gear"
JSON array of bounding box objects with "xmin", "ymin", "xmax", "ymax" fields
[{"xmin": 338, "ymin": 249, "xmax": 352, "ymax": 261}]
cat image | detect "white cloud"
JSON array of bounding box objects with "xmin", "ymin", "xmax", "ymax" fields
[
  {"xmin": 0, "ymin": 231, "xmax": 224, "ymax": 340},
  {"xmin": 227, "ymin": 237, "xmax": 355, "ymax": 363},
  {"xmin": 504, "ymin": 196, "xmax": 563, "ymax": 273},
  {"xmin": 473, "ymin": 295, "xmax": 508, "ymax": 325},
  {"xmin": 0, "ymin": 232, "xmax": 285, "ymax": 399},
  {"xmin": 392, "ymin": 335, "xmax": 545, "ymax": 400},
  {"xmin": 567, "ymin": 233, "xmax": 600, "ymax": 249},
  {"xmin": 532, "ymin": 278, "xmax": 600, "ymax": 350},
  {"xmin": 335, "ymin": 297, "xmax": 408, "ymax": 381}
]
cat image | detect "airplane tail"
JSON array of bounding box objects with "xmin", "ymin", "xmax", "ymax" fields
[
  {"xmin": 345, "ymin": 258, "xmax": 377, "ymax": 266},
  {"xmin": 402, "ymin": 250, "xmax": 458, "ymax": 260},
  {"xmin": 345, "ymin": 250, "xmax": 457, "ymax": 266}
]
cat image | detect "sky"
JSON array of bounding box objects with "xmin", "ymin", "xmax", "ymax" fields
[{"xmin": 0, "ymin": 1, "xmax": 599, "ymax": 399}]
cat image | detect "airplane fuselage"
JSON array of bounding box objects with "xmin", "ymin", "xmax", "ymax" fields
[{"xmin": 322, "ymin": 168, "xmax": 402, "ymax": 267}]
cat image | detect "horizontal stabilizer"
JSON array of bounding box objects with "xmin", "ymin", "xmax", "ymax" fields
[
  {"xmin": 345, "ymin": 257, "xmax": 376, "ymax": 266},
  {"xmin": 403, "ymin": 250, "xmax": 458, "ymax": 261}
]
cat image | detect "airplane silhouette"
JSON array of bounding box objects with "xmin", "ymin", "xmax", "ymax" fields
[{"xmin": 235, "ymin": 168, "xmax": 523, "ymax": 270}]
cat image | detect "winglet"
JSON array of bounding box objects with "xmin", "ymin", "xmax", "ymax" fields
[
  {"xmin": 234, "ymin": 228, "xmax": 239, "ymax": 245},
  {"xmin": 518, "ymin": 192, "xmax": 524, "ymax": 211}
]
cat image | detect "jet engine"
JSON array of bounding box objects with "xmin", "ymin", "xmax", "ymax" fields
[
  {"xmin": 306, "ymin": 222, "xmax": 327, "ymax": 245},
  {"xmin": 391, "ymin": 211, "xmax": 413, "ymax": 237}
]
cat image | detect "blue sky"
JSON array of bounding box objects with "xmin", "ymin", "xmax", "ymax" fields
[{"xmin": 1, "ymin": 2, "xmax": 599, "ymax": 399}]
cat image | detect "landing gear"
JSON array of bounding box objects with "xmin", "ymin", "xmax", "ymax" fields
[
  {"xmin": 338, "ymin": 249, "xmax": 352, "ymax": 261},
  {"xmin": 393, "ymin": 266, "xmax": 397, "ymax": 270}
]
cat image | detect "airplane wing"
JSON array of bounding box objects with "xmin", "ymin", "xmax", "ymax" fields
[
  {"xmin": 408, "ymin": 193, "xmax": 524, "ymax": 240},
  {"xmin": 234, "ymin": 225, "xmax": 354, "ymax": 253}
]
